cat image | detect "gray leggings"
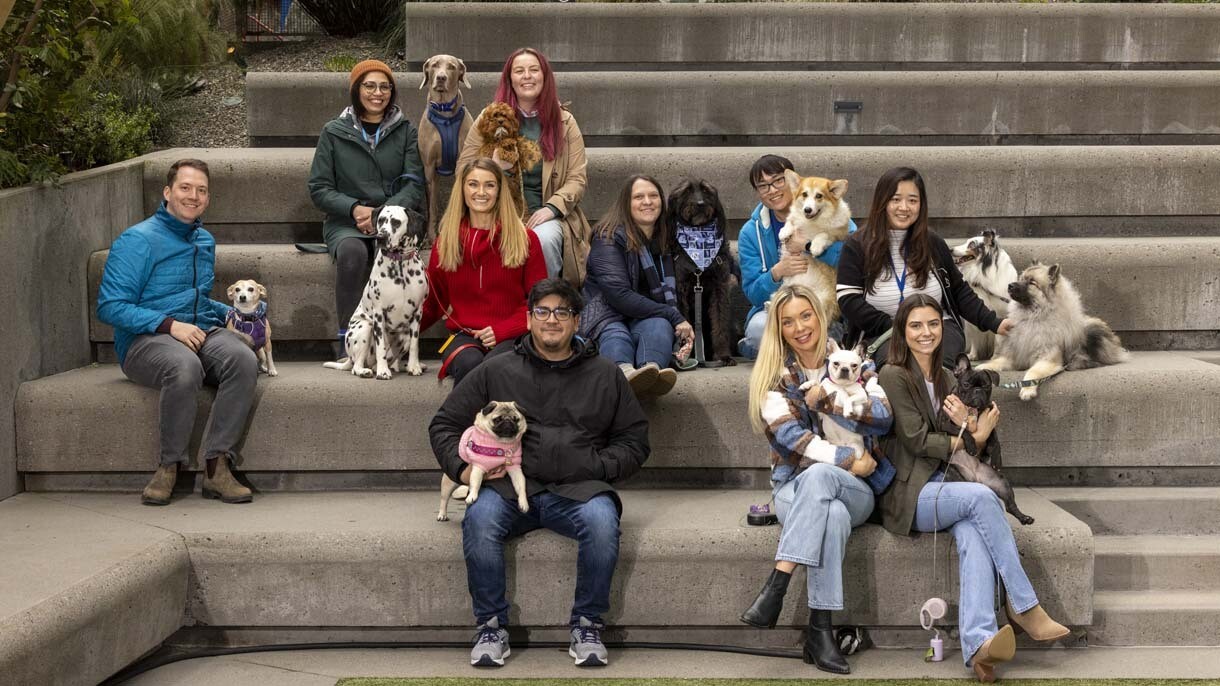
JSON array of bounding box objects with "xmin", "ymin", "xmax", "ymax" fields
[
  {"xmin": 335, "ymin": 236, "xmax": 376, "ymax": 331},
  {"xmin": 122, "ymin": 328, "xmax": 258, "ymax": 466}
]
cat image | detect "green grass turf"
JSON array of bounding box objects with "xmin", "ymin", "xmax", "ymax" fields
[
  {"xmin": 337, "ymin": 680, "xmax": 1220, "ymax": 686},
  {"xmin": 339, "ymin": 673, "xmax": 1220, "ymax": 678}
]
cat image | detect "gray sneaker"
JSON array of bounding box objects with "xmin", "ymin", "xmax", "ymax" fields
[
  {"xmin": 470, "ymin": 617, "xmax": 510, "ymax": 666},
  {"xmin": 569, "ymin": 616, "xmax": 608, "ymax": 666}
]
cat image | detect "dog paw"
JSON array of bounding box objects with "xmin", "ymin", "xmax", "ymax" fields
[
  {"xmin": 517, "ymin": 500, "xmax": 530, "ymax": 513},
  {"xmin": 406, "ymin": 364, "xmax": 424, "ymax": 376},
  {"xmin": 721, "ymin": 356, "xmax": 737, "ymax": 367},
  {"xmin": 464, "ymin": 493, "xmax": 478, "ymax": 505},
  {"xmin": 376, "ymin": 370, "xmax": 393, "ymax": 381},
  {"xmin": 798, "ymin": 380, "xmax": 816, "ymax": 392},
  {"xmin": 267, "ymin": 368, "xmax": 278, "ymax": 377},
  {"xmin": 1019, "ymin": 386, "xmax": 1038, "ymax": 401},
  {"xmin": 259, "ymin": 364, "xmax": 269, "ymax": 374},
  {"xmin": 353, "ymin": 367, "xmax": 374, "ymax": 379},
  {"xmin": 1018, "ymin": 515, "xmax": 1035, "ymax": 525},
  {"xmin": 436, "ymin": 513, "xmax": 449, "ymax": 522}
]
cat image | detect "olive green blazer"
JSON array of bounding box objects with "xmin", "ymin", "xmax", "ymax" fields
[{"xmin": 876, "ymin": 363, "xmax": 956, "ymax": 536}]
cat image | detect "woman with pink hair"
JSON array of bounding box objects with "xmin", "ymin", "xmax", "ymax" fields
[{"xmin": 458, "ymin": 48, "xmax": 592, "ymax": 286}]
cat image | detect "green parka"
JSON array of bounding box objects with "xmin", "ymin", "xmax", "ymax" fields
[{"xmin": 307, "ymin": 105, "xmax": 426, "ymax": 258}]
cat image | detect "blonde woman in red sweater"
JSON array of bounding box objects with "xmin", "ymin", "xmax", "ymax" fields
[{"xmin": 423, "ymin": 158, "xmax": 548, "ymax": 384}]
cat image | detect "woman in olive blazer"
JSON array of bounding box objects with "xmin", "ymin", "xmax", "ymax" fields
[{"xmin": 876, "ymin": 294, "xmax": 1069, "ymax": 683}]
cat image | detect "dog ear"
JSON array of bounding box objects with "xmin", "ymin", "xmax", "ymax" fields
[
  {"xmin": 852, "ymin": 340, "xmax": 866, "ymax": 359},
  {"xmin": 829, "ymin": 178, "xmax": 848, "ymax": 200},
  {"xmin": 419, "ymin": 57, "xmax": 432, "ymax": 90},
  {"xmin": 457, "ymin": 58, "xmax": 471, "ymax": 89},
  {"xmin": 783, "ymin": 169, "xmax": 801, "ymax": 193},
  {"xmin": 226, "ymin": 283, "xmax": 238, "ymax": 300},
  {"xmin": 480, "ymin": 402, "xmax": 497, "ymax": 416},
  {"xmin": 826, "ymin": 338, "xmax": 841, "ymax": 355},
  {"xmin": 982, "ymin": 228, "xmax": 997, "ymax": 245},
  {"xmin": 1048, "ymin": 263, "xmax": 1061, "ymax": 284},
  {"xmin": 257, "ymin": 282, "xmax": 267, "ymax": 299},
  {"xmin": 954, "ymin": 352, "xmax": 973, "ymax": 377},
  {"xmin": 985, "ymin": 369, "xmax": 1000, "ymax": 386}
]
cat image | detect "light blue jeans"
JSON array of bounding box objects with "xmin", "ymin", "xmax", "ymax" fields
[
  {"xmin": 913, "ymin": 479, "xmax": 1039, "ymax": 666},
  {"xmin": 739, "ymin": 310, "xmax": 768, "ymax": 360},
  {"xmin": 772, "ymin": 463, "xmax": 875, "ymax": 610},
  {"xmin": 598, "ymin": 317, "xmax": 675, "ymax": 369},
  {"xmin": 532, "ymin": 219, "xmax": 564, "ymax": 279}
]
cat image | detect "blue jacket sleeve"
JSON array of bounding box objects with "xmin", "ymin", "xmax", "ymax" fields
[
  {"xmin": 586, "ymin": 234, "xmax": 684, "ymax": 327},
  {"xmin": 816, "ymin": 219, "xmax": 857, "ymax": 268},
  {"xmin": 97, "ymin": 233, "xmax": 171, "ymax": 335},
  {"xmin": 739, "ymin": 215, "xmax": 778, "ymax": 308}
]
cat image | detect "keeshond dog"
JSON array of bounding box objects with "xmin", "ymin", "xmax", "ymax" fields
[{"xmin": 978, "ymin": 263, "xmax": 1129, "ymax": 400}]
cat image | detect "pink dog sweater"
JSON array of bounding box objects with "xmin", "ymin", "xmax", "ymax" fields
[{"xmin": 459, "ymin": 425, "xmax": 522, "ymax": 473}]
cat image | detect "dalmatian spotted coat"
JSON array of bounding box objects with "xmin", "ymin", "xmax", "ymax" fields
[{"xmin": 323, "ymin": 206, "xmax": 429, "ymax": 379}]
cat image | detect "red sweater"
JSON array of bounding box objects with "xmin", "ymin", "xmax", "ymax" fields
[{"xmin": 421, "ymin": 221, "xmax": 547, "ymax": 343}]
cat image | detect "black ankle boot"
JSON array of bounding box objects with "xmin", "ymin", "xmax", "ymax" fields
[
  {"xmin": 740, "ymin": 568, "xmax": 791, "ymax": 628},
  {"xmin": 803, "ymin": 609, "xmax": 850, "ymax": 674}
]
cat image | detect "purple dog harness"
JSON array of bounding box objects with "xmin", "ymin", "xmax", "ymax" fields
[{"xmin": 227, "ymin": 301, "xmax": 268, "ymax": 349}]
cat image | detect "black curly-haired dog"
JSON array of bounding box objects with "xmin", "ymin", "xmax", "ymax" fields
[{"xmin": 667, "ymin": 178, "xmax": 737, "ymax": 367}]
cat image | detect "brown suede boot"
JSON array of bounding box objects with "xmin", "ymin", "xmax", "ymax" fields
[
  {"xmin": 1007, "ymin": 602, "xmax": 1071, "ymax": 642},
  {"xmin": 970, "ymin": 624, "xmax": 1015, "ymax": 683},
  {"xmin": 141, "ymin": 463, "xmax": 179, "ymax": 506},
  {"xmin": 202, "ymin": 457, "xmax": 253, "ymax": 504}
]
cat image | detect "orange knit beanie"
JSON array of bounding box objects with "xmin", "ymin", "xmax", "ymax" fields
[{"xmin": 349, "ymin": 59, "xmax": 395, "ymax": 89}]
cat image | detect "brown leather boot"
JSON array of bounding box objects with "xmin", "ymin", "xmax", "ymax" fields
[
  {"xmin": 202, "ymin": 457, "xmax": 253, "ymax": 504},
  {"xmin": 1007, "ymin": 602, "xmax": 1071, "ymax": 642},
  {"xmin": 970, "ymin": 624, "xmax": 1015, "ymax": 683},
  {"xmin": 141, "ymin": 463, "xmax": 179, "ymax": 506}
]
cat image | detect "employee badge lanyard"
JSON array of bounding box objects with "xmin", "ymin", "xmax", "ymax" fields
[{"xmin": 890, "ymin": 243, "xmax": 909, "ymax": 305}]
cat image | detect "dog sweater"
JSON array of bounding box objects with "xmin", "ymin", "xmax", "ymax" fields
[
  {"xmin": 227, "ymin": 302, "xmax": 268, "ymax": 349},
  {"xmin": 458, "ymin": 425, "xmax": 522, "ymax": 473}
]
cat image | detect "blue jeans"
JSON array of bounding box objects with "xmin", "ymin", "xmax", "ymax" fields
[
  {"xmin": 913, "ymin": 479, "xmax": 1039, "ymax": 666},
  {"xmin": 739, "ymin": 310, "xmax": 768, "ymax": 360},
  {"xmin": 532, "ymin": 219, "xmax": 564, "ymax": 279},
  {"xmin": 462, "ymin": 487, "xmax": 620, "ymax": 627},
  {"xmin": 772, "ymin": 463, "xmax": 875, "ymax": 610},
  {"xmin": 597, "ymin": 317, "xmax": 674, "ymax": 369}
]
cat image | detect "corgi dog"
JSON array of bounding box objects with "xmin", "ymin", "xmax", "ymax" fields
[{"xmin": 776, "ymin": 171, "xmax": 851, "ymax": 320}]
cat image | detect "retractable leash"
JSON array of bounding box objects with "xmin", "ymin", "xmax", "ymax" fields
[{"xmin": 923, "ymin": 416, "xmax": 972, "ymax": 662}]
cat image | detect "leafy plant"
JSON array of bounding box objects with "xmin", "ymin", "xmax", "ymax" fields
[{"xmin": 324, "ymin": 53, "xmax": 360, "ymax": 73}]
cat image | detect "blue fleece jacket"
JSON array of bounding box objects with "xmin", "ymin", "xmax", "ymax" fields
[
  {"xmin": 737, "ymin": 202, "xmax": 857, "ymax": 325},
  {"xmin": 97, "ymin": 203, "xmax": 231, "ymax": 365}
]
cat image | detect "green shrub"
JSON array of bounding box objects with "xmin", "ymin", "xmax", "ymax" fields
[
  {"xmin": 324, "ymin": 53, "xmax": 360, "ymax": 73},
  {"xmin": 295, "ymin": 0, "xmax": 397, "ymax": 37}
]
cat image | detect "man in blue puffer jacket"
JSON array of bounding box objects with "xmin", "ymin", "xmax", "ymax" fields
[
  {"xmin": 737, "ymin": 155, "xmax": 856, "ymax": 359},
  {"xmin": 97, "ymin": 159, "xmax": 257, "ymax": 506}
]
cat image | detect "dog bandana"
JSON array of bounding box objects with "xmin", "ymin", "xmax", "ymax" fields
[
  {"xmin": 227, "ymin": 301, "xmax": 268, "ymax": 349},
  {"xmin": 458, "ymin": 425, "xmax": 522, "ymax": 473},
  {"xmin": 675, "ymin": 220, "xmax": 723, "ymax": 271},
  {"xmin": 428, "ymin": 97, "xmax": 467, "ymax": 177}
]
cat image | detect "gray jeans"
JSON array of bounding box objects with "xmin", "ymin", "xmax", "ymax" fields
[{"xmin": 122, "ymin": 328, "xmax": 258, "ymax": 466}]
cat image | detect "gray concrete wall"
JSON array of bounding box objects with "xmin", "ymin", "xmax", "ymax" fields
[
  {"xmin": 0, "ymin": 161, "xmax": 146, "ymax": 501},
  {"xmin": 140, "ymin": 146, "xmax": 1220, "ymax": 238},
  {"xmin": 406, "ymin": 3, "xmax": 1220, "ymax": 68},
  {"xmin": 248, "ymin": 70, "xmax": 1220, "ymax": 145},
  {"xmin": 83, "ymin": 238, "xmax": 1220, "ymax": 343}
]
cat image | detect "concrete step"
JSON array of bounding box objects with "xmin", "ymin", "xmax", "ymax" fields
[
  {"xmin": 86, "ymin": 238, "xmax": 1220, "ymax": 345},
  {"xmin": 405, "ymin": 3, "xmax": 1220, "ymax": 71},
  {"xmin": 1041, "ymin": 487, "xmax": 1220, "ymax": 535},
  {"xmin": 139, "ymin": 146, "xmax": 1220, "ymax": 242},
  {"xmin": 1095, "ymin": 535, "xmax": 1220, "ymax": 592},
  {"xmin": 248, "ymin": 70, "xmax": 1220, "ymax": 148},
  {"xmin": 16, "ymin": 355, "xmax": 1220, "ymax": 489},
  {"xmin": 0, "ymin": 494, "xmax": 188, "ymax": 686},
  {"xmin": 1091, "ymin": 590, "xmax": 1220, "ymax": 646},
  {"xmin": 23, "ymin": 490, "xmax": 1093, "ymax": 631}
]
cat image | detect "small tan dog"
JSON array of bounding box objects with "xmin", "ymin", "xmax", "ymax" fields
[
  {"xmin": 225, "ymin": 279, "xmax": 277, "ymax": 376},
  {"xmin": 417, "ymin": 54, "xmax": 474, "ymax": 236},
  {"xmin": 437, "ymin": 401, "xmax": 529, "ymax": 522},
  {"xmin": 476, "ymin": 102, "xmax": 542, "ymax": 216},
  {"xmin": 776, "ymin": 171, "xmax": 852, "ymax": 320}
]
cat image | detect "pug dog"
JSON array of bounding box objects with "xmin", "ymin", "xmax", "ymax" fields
[
  {"xmin": 437, "ymin": 401, "xmax": 529, "ymax": 521},
  {"xmin": 939, "ymin": 354, "xmax": 1034, "ymax": 525}
]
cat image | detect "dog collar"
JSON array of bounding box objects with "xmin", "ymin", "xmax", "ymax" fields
[
  {"xmin": 383, "ymin": 248, "xmax": 419, "ymax": 262},
  {"xmin": 430, "ymin": 95, "xmax": 460, "ymax": 113},
  {"xmin": 230, "ymin": 301, "xmax": 267, "ymax": 322},
  {"xmin": 465, "ymin": 438, "xmax": 518, "ymax": 465}
]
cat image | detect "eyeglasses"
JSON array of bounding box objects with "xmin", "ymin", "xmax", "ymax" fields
[
  {"xmin": 530, "ymin": 306, "xmax": 577, "ymax": 322},
  {"xmin": 360, "ymin": 82, "xmax": 393, "ymax": 94},
  {"xmin": 754, "ymin": 177, "xmax": 786, "ymax": 194}
]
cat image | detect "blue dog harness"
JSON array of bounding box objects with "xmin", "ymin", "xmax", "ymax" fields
[{"xmin": 427, "ymin": 96, "xmax": 467, "ymax": 177}]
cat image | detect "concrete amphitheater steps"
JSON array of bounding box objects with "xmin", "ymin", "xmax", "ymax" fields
[
  {"xmin": 16, "ymin": 355, "xmax": 1220, "ymax": 490},
  {"xmin": 85, "ymin": 239, "xmax": 1220, "ymax": 345},
  {"xmin": 1094, "ymin": 535, "xmax": 1220, "ymax": 592},
  {"xmin": 1042, "ymin": 487, "xmax": 1220, "ymax": 535},
  {"xmin": 247, "ymin": 70, "xmax": 1220, "ymax": 148},
  {"xmin": 1090, "ymin": 591, "xmax": 1220, "ymax": 647},
  {"xmin": 404, "ymin": 3, "xmax": 1220, "ymax": 71},
  {"xmin": 138, "ymin": 146, "xmax": 1220, "ymax": 241}
]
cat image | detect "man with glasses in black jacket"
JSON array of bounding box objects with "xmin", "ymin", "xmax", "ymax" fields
[{"xmin": 429, "ymin": 278, "xmax": 650, "ymax": 669}]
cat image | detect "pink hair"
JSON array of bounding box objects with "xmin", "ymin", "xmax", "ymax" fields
[{"xmin": 494, "ymin": 47, "xmax": 563, "ymax": 162}]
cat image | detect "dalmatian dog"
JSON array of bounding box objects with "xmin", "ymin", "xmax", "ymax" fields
[{"xmin": 323, "ymin": 206, "xmax": 428, "ymax": 380}]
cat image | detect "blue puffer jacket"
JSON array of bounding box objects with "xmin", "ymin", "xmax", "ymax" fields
[
  {"xmin": 737, "ymin": 202, "xmax": 857, "ymax": 326},
  {"xmin": 97, "ymin": 203, "xmax": 231, "ymax": 365}
]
